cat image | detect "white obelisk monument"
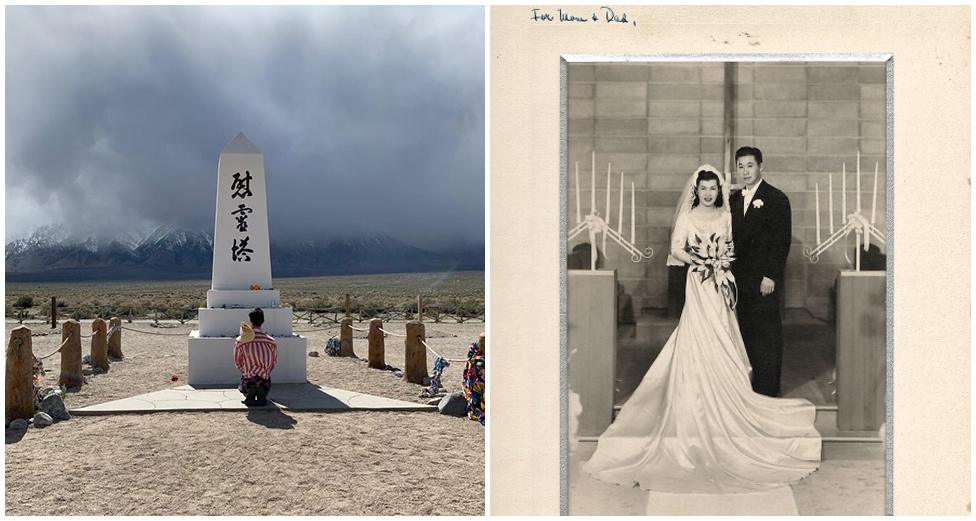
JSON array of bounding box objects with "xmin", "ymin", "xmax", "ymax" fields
[{"xmin": 187, "ymin": 132, "xmax": 307, "ymax": 385}]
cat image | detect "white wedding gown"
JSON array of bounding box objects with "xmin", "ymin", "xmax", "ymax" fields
[{"xmin": 582, "ymin": 210, "xmax": 821, "ymax": 494}]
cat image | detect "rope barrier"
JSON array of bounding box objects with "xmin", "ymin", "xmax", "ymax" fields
[
  {"xmin": 120, "ymin": 325, "xmax": 187, "ymax": 337},
  {"xmin": 418, "ymin": 337, "xmax": 466, "ymax": 363},
  {"xmin": 36, "ymin": 334, "xmax": 73, "ymax": 360},
  {"xmin": 378, "ymin": 327, "xmax": 406, "ymax": 338},
  {"xmin": 346, "ymin": 324, "xmax": 369, "ymax": 332},
  {"xmin": 292, "ymin": 325, "xmax": 339, "ymax": 333}
]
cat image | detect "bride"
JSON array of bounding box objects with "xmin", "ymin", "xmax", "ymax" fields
[{"xmin": 581, "ymin": 165, "xmax": 821, "ymax": 494}]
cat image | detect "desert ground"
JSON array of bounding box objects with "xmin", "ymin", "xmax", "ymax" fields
[{"xmin": 5, "ymin": 318, "xmax": 485, "ymax": 516}]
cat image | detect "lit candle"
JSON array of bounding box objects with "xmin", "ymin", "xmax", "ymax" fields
[
  {"xmin": 815, "ymin": 182, "xmax": 822, "ymax": 245},
  {"xmin": 575, "ymin": 162, "xmax": 581, "ymax": 224},
  {"xmin": 828, "ymin": 172, "xmax": 834, "ymax": 233},
  {"xmin": 856, "ymin": 150, "xmax": 861, "ymax": 215},
  {"xmin": 618, "ymin": 172, "xmax": 624, "ymax": 234},
  {"xmin": 630, "ymin": 181, "xmax": 635, "ymax": 243},
  {"xmin": 871, "ymin": 161, "xmax": 879, "ymax": 224},
  {"xmin": 591, "ymin": 151, "xmax": 596, "ymax": 215},
  {"xmin": 842, "ymin": 162, "xmax": 847, "ymax": 220}
]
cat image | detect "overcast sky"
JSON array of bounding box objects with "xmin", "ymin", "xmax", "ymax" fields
[{"xmin": 5, "ymin": 6, "xmax": 484, "ymax": 251}]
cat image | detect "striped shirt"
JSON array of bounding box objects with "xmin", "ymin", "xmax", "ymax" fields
[{"xmin": 234, "ymin": 328, "xmax": 277, "ymax": 380}]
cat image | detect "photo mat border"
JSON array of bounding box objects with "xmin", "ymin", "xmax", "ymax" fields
[{"xmin": 557, "ymin": 52, "xmax": 894, "ymax": 516}]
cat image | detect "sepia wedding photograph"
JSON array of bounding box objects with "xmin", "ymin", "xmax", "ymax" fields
[
  {"xmin": 490, "ymin": 5, "xmax": 968, "ymax": 515},
  {"xmin": 563, "ymin": 58, "xmax": 890, "ymax": 515}
]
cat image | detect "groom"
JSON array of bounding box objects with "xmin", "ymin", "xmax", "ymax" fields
[{"xmin": 730, "ymin": 146, "xmax": 792, "ymax": 397}]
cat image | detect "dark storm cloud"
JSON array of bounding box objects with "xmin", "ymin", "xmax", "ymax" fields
[{"xmin": 5, "ymin": 6, "xmax": 484, "ymax": 249}]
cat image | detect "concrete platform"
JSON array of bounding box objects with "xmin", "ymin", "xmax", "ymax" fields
[
  {"xmin": 187, "ymin": 331, "xmax": 306, "ymax": 385},
  {"xmin": 206, "ymin": 288, "xmax": 280, "ymax": 309},
  {"xmin": 197, "ymin": 306, "xmax": 294, "ymax": 336},
  {"xmin": 71, "ymin": 383, "xmax": 436, "ymax": 414}
]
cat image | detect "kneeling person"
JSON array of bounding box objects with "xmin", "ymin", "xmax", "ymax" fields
[{"xmin": 234, "ymin": 308, "xmax": 277, "ymax": 406}]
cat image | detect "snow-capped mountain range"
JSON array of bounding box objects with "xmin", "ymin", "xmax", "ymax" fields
[{"xmin": 5, "ymin": 224, "xmax": 483, "ymax": 281}]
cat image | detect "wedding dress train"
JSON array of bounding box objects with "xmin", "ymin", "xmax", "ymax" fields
[{"xmin": 581, "ymin": 211, "xmax": 821, "ymax": 494}]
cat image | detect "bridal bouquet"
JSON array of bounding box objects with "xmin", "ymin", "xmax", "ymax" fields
[{"xmin": 687, "ymin": 233, "xmax": 738, "ymax": 310}]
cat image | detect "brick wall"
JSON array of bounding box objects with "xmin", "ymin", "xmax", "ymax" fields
[{"xmin": 567, "ymin": 62, "xmax": 887, "ymax": 320}]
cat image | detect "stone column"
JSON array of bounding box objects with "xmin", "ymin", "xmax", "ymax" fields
[
  {"xmin": 6, "ymin": 327, "xmax": 34, "ymax": 420},
  {"xmin": 403, "ymin": 321, "xmax": 428, "ymax": 384},
  {"xmin": 59, "ymin": 320, "xmax": 84, "ymax": 388},
  {"xmin": 90, "ymin": 318, "xmax": 109, "ymax": 371},
  {"xmin": 339, "ymin": 316, "xmax": 355, "ymax": 357},
  {"xmin": 367, "ymin": 318, "xmax": 385, "ymax": 369},
  {"xmin": 108, "ymin": 317, "xmax": 123, "ymax": 359}
]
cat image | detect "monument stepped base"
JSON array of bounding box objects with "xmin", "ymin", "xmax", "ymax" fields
[
  {"xmin": 197, "ymin": 306, "xmax": 295, "ymax": 337},
  {"xmin": 187, "ymin": 331, "xmax": 307, "ymax": 385},
  {"xmin": 207, "ymin": 288, "xmax": 281, "ymax": 309}
]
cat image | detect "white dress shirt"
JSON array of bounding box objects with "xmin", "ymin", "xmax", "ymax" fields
[{"xmin": 741, "ymin": 178, "xmax": 765, "ymax": 215}]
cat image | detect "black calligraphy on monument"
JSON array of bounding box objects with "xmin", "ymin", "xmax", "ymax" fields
[
  {"xmin": 231, "ymin": 170, "xmax": 253, "ymax": 199},
  {"xmin": 230, "ymin": 171, "xmax": 255, "ymax": 262},
  {"xmin": 231, "ymin": 204, "xmax": 253, "ymax": 232},
  {"xmin": 231, "ymin": 236, "xmax": 254, "ymax": 262}
]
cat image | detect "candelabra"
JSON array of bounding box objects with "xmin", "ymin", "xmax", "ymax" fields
[
  {"xmin": 802, "ymin": 151, "xmax": 886, "ymax": 271},
  {"xmin": 568, "ymin": 151, "xmax": 653, "ymax": 270}
]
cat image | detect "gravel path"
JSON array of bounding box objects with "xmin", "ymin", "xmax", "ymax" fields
[{"xmin": 5, "ymin": 319, "xmax": 485, "ymax": 515}]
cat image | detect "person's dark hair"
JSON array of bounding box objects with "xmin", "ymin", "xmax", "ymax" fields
[
  {"xmin": 249, "ymin": 307, "xmax": 265, "ymax": 328},
  {"xmin": 691, "ymin": 170, "xmax": 724, "ymax": 208},
  {"xmin": 735, "ymin": 146, "xmax": 763, "ymax": 165}
]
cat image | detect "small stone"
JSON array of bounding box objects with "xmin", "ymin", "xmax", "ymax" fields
[
  {"xmin": 39, "ymin": 393, "xmax": 70, "ymax": 421},
  {"xmin": 33, "ymin": 412, "xmax": 53, "ymax": 427},
  {"xmin": 308, "ymin": 351, "xmax": 320, "ymax": 357},
  {"xmin": 438, "ymin": 391, "xmax": 468, "ymax": 417},
  {"xmin": 8, "ymin": 418, "xmax": 28, "ymax": 430},
  {"xmin": 393, "ymin": 370, "xmax": 403, "ymax": 378}
]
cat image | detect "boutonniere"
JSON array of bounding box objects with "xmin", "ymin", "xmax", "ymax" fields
[{"xmin": 752, "ymin": 199, "xmax": 764, "ymax": 209}]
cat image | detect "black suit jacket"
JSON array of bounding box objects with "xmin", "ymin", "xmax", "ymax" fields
[{"xmin": 730, "ymin": 180, "xmax": 792, "ymax": 298}]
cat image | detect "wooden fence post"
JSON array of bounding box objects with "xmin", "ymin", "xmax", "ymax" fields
[
  {"xmin": 404, "ymin": 320, "xmax": 428, "ymax": 384},
  {"xmin": 91, "ymin": 318, "xmax": 109, "ymax": 371},
  {"xmin": 108, "ymin": 316, "xmax": 123, "ymax": 359},
  {"xmin": 417, "ymin": 294, "xmax": 423, "ymax": 322},
  {"xmin": 478, "ymin": 332, "xmax": 486, "ymax": 357},
  {"xmin": 51, "ymin": 297, "xmax": 57, "ymax": 329},
  {"xmin": 345, "ymin": 294, "xmax": 351, "ymax": 318},
  {"xmin": 339, "ymin": 316, "xmax": 355, "ymax": 357},
  {"xmin": 59, "ymin": 320, "xmax": 84, "ymax": 387},
  {"xmin": 367, "ymin": 318, "xmax": 385, "ymax": 369},
  {"xmin": 6, "ymin": 327, "xmax": 34, "ymax": 420}
]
